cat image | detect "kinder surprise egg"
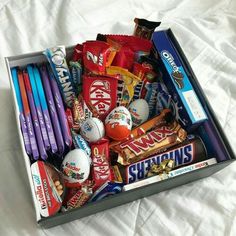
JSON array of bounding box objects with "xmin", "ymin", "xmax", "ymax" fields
[
  {"xmin": 80, "ymin": 117, "xmax": 105, "ymax": 143},
  {"xmin": 128, "ymin": 99, "xmax": 149, "ymax": 127},
  {"xmin": 61, "ymin": 149, "xmax": 91, "ymax": 188},
  {"xmin": 105, "ymin": 106, "xmax": 132, "ymax": 141}
]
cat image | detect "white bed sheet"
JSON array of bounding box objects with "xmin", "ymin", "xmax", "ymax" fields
[{"xmin": 0, "ymin": 0, "xmax": 236, "ymax": 235}]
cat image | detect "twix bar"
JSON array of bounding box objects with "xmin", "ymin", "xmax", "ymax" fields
[{"xmin": 111, "ymin": 111, "xmax": 187, "ymax": 165}]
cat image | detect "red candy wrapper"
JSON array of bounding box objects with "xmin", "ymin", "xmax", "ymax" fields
[
  {"xmin": 97, "ymin": 34, "xmax": 153, "ymax": 71},
  {"xmin": 82, "ymin": 75, "xmax": 118, "ymax": 121},
  {"xmin": 91, "ymin": 139, "xmax": 113, "ymax": 191},
  {"xmin": 83, "ymin": 41, "xmax": 117, "ymax": 74},
  {"xmin": 67, "ymin": 187, "xmax": 92, "ymax": 209},
  {"xmin": 73, "ymin": 44, "xmax": 83, "ymax": 62}
]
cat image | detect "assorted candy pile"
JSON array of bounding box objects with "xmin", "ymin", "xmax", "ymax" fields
[{"xmin": 11, "ymin": 18, "xmax": 217, "ymax": 218}]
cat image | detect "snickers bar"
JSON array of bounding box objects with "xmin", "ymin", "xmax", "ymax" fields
[{"xmin": 117, "ymin": 136, "xmax": 207, "ymax": 184}]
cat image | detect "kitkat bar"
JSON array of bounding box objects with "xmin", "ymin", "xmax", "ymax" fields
[
  {"xmin": 91, "ymin": 138, "xmax": 113, "ymax": 191},
  {"xmin": 82, "ymin": 75, "xmax": 118, "ymax": 121}
]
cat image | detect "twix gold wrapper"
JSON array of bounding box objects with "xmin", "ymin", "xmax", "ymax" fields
[{"xmin": 111, "ymin": 112, "xmax": 187, "ymax": 165}]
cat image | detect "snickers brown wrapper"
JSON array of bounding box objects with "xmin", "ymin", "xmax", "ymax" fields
[{"xmin": 115, "ymin": 136, "xmax": 207, "ymax": 184}]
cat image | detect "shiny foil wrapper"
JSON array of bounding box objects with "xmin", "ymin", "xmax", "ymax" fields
[
  {"xmin": 114, "ymin": 120, "xmax": 187, "ymax": 165},
  {"xmin": 72, "ymin": 95, "xmax": 85, "ymax": 125},
  {"xmin": 147, "ymin": 159, "xmax": 175, "ymax": 177}
]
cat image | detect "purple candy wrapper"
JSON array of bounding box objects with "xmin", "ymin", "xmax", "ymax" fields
[
  {"xmin": 27, "ymin": 65, "xmax": 50, "ymax": 152},
  {"xmin": 47, "ymin": 65, "xmax": 72, "ymax": 148},
  {"xmin": 40, "ymin": 65, "xmax": 65, "ymax": 154},
  {"xmin": 11, "ymin": 68, "xmax": 32, "ymax": 155},
  {"xmin": 23, "ymin": 71, "xmax": 47, "ymax": 160},
  {"xmin": 203, "ymin": 121, "xmax": 229, "ymax": 162},
  {"xmin": 18, "ymin": 70, "xmax": 39, "ymax": 160},
  {"xmin": 33, "ymin": 65, "xmax": 58, "ymax": 154},
  {"xmin": 19, "ymin": 113, "xmax": 31, "ymax": 155}
]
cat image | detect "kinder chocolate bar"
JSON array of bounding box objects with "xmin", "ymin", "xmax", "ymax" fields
[
  {"xmin": 33, "ymin": 65, "xmax": 58, "ymax": 153},
  {"xmin": 40, "ymin": 65, "xmax": 64, "ymax": 154},
  {"xmin": 152, "ymin": 31, "xmax": 208, "ymax": 129},
  {"xmin": 82, "ymin": 75, "xmax": 118, "ymax": 121},
  {"xmin": 123, "ymin": 158, "xmax": 217, "ymax": 191},
  {"xmin": 91, "ymin": 139, "xmax": 112, "ymax": 191},
  {"xmin": 44, "ymin": 46, "xmax": 75, "ymax": 107},
  {"xmin": 11, "ymin": 68, "xmax": 31, "ymax": 155},
  {"xmin": 120, "ymin": 136, "xmax": 207, "ymax": 183},
  {"xmin": 47, "ymin": 65, "xmax": 72, "ymax": 148},
  {"xmin": 83, "ymin": 41, "xmax": 117, "ymax": 74},
  {"xmin": 113, "ymin": 118, "xmax": 187, "ymax": 165},
  {"xmin": 133, "ymin": 18, "xmax": 161, "ymax": 40},
  {"xmin": 18, "ymin": 70, "xmax": 39, "ymax": 160},
  {"xmin": 23, "ymin": 70, "xmax": 47, "ymax": 160},
  {"xmin": 89, "ymin": 181, "xmax": 123, "ymax": 202},
  {"xmin": 31, "ymin": 161, "xmax": 63, "ymax": 217}
]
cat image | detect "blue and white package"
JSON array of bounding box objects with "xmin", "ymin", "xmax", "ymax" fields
[
  {"xmin": 44, "ymin": 46, "xmax": 75, "ymax": 108},
  {"xmin": 89, "ymin": 182, "xmax": 123, "ymax": 202},
  {"xmin": 152, "ymin": 30, "xmax": 207, "ymax": 129},
  {"xmin": 123, "ymin": 158, "xmax": 217, "ymax": 191},
  {"xmin": 71, "ymin": 130, "xmax": 91, "ymax": 158},
  {"xmin": 69, "ymin": 61, "xmax": 82, "ymax": 95},
  {"xmin": 144, "ymin": 81, "xmax": 158, "ymax": 118}
]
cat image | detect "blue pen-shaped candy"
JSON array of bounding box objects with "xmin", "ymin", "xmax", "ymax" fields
[
  {"xmin": 23, "ymin": 70, "xmax": 47, "ymax": 160},
  {"xmin": 33, "ymin": 65, "xmax": 58, "ymax": 154},
  {"xmin": 18, "ymin": 70, "xmax": 39, "ymax": 160},
  {"xmin": 27, "ymin": 65, "xmax": 50, "ymax": 152},
  {"xmin": 11, "ymin": 68, "xmax": 32, "ymax": 155}
]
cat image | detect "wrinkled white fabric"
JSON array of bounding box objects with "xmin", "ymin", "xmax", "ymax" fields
[{"xmin": 0, "ymin": 0, "xmax": 236, "ymax": 235}]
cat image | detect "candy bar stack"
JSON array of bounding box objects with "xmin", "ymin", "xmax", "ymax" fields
[{"xmin": 11, "ymin": 18, "xmax": 219, "ymax": 218}]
